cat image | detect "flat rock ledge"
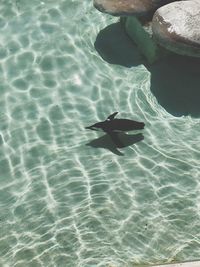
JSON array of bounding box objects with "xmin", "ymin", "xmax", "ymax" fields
[
  {"xmin": 93, "ymin": 0, "xmax": 177, "ymax": 18},
  {"xmin": 152, "ymin": 0, "xmax": 200, "ymax": 57},
  {"xmin": 152, "ymin": 261, "xmax": 200, "ymax": 267}
]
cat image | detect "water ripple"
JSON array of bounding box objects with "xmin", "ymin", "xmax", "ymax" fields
[{"xmin": 0, "ymin": 0, "xmax": 200, "ymax": 267}]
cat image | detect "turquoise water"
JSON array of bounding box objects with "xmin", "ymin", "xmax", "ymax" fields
[{"xmin": 0, "ymin": 0, "xmax": 200, "ymax": 266}]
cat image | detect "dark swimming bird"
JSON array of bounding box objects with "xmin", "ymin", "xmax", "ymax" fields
[{"xmin": 85, "ymin": 112, "xmax": 145, "ymax": 133}]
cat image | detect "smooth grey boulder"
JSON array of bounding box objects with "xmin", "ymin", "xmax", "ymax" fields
[
  {"xmin": 152, "ymin": 0, "xmax": 200, "ymax": 57},
  {"xmin": 93, "ymin": 0, "xmax": 178, "ymax": 18}
]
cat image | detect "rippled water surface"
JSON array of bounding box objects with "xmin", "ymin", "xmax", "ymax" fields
[{"xmin": 1, "ymin": 0, "xmax": 200, "ymax": 266}]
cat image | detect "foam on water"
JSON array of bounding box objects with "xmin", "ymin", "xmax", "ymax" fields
[{"xmin": 0, "ymin": 0, "xmax": 200, "ymax": 266}]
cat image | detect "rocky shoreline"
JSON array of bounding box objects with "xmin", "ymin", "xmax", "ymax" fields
[{"xmin": 93, "ymin": 0, "xmax": 200, "ymax": 62}]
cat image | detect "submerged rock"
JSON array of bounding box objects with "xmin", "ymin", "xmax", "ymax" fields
[
  {"xmin": 152, "ymin": 1, "xmax": 200, "ymax": 57},
  {"xmin": 93, "ymin": 0, "xmax": 177, "ymax": 18}
]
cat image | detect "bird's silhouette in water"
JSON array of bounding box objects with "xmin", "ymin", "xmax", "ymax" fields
[
  {"xmin": 85, "ymin": 112, "xmax": 145, "ymax": 133},
  {"xmin": 86, "ymin": 132, "xmax": 144, "ymax": 156},
  {"xmin": 85, "ymin": 112, "xmax": 145, "ymax": 155}
]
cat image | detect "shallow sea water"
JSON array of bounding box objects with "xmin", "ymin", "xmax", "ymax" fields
[{"xmin": 0, "ymin": 0, "xmax": 200, "ymax": 266}]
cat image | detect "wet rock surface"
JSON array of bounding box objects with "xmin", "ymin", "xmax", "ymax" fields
[
  {"xmin": 93, "ymin": 0, "xmax": 177, "ymax": 17},
  {"xmin": 93, "ymin": 0, "xmax": 200, "ymax": 59},
  {"xmin": 152, "ymin": 0, "xmax": 200, "ymax": 57}
]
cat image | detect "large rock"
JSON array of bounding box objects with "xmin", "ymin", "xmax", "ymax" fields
[
  {"xmin": 152, "ymin": 0, "xmax": 200, "ymax": 57},
  {"xmin": 93, "ymin": 0, "xmax": 178, "ymax": 18}
]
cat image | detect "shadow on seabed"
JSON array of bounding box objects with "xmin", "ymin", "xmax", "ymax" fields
[
  {"xmin": 86, "ymin": 132, "xmax": 144, "ymax": 156},
  {"xmin": 94, "ymin": 22, "xmax": 144, "ymax": 67},
  {"xmin": 95, "ymin": 21, "xmax": 200, "ymax": 117}
]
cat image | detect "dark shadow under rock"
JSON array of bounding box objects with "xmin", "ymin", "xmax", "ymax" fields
[
  {"xmin": 149, "ymin": 55, "xmax": 200, "ymax": 117},
  {"xmin": 95, "ymin": 21, "xmax": 200, "ymax": 117},
  {"xmin": 94, "ymin": 22, "xmax": 144, "ymax": 67}
]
